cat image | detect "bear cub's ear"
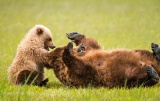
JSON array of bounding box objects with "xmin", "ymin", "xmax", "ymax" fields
[{"xmin": 36, "ymin": 27, "xmax": 44, "ymax": 35}]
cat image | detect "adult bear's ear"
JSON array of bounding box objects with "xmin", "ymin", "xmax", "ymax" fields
[{"xmin": 36, "ymin": 27, "xmax": 44, "ymax": 35}]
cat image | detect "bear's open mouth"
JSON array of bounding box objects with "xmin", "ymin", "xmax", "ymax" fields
[
  {"xmin": 45, "ymin": 46, "xmax": 56, "ymax": 51},
  {"xmin": 46, "ymin": 47, "xmax": 50, "ymax": 51}
]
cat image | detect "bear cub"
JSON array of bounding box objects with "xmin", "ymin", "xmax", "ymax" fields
[{"xmin": 8, "ymin": 25, "xmax": 55, "ymax": 86}]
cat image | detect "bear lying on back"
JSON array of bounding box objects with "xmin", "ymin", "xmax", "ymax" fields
[
  {"xmin": 8, "ymin": 25, "xmax": 55, "ymax": 86},
  {"xmin": 48, "ymin": 32, "xmax": 102, "ymax": 86},
  {"xmin": 47, "ymin": 32, "xmax": 159, "ymax": 88},
  {"xmin": 60, "ymin": 32, "xmax": 160, "ymax": 88}
]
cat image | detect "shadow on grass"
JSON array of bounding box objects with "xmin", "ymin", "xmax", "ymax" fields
[
  {"xmin": 45, "ymin": 82, "xmax": 68, "ymax": 89},
  {"xmin": 41, "ymin": 80, "xmax": 160, "ymax": 89}
]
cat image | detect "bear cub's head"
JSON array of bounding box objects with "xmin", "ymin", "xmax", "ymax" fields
[{"xmin": 26, "ymin": 25, "xmax": 55, "ymax": 51}]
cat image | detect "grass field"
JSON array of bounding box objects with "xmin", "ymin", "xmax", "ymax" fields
[{"xmin": 0, "ymin": 0, "xmax": 160, "ymax": 100}]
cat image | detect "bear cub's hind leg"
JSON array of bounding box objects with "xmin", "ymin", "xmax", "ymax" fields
[
  {"xmin": 151, "ymin": 43, "xmax": 160, "ymax": 61},
  {"xmin": 16, "ymin": 70, "xmax": 48, "ymax": 86}
]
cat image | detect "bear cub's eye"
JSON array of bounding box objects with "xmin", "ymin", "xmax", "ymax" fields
[{"xmin": 48, "ymin": 38, "xmax": 52, "ymax": 41}]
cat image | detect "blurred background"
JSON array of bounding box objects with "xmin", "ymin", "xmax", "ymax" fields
[{"xmin": 0, "ymin": 0, "xmax": 160, "ymax": 100}]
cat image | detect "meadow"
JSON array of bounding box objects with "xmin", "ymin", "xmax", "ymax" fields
[{"xmin": 0, "ymin": 0, "xmax": 160, "ymax": 100}]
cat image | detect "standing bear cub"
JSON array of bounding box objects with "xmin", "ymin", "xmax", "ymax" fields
[{"xmin": 8, "ymin": 25, "xmax": 55, "ymax": 86}]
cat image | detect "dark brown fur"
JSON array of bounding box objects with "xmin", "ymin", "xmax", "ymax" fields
[
  {"xmin": 48, "ymin": 36, "xmax": 101, "ymax": 86},
  {"xmin": 48, "ymin": 32, "xmax": 160, "ymax": 88},
  {"xmin": 62, "ymin": 42, "xmax": 160, "ymax": 88}
]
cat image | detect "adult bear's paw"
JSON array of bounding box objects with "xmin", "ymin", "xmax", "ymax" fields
[
  {"xmin": 66, "ymin": 32, "xmax": 82, "ymax": 40},
  {"xmin": 151, "ymin": 43, "xmax": 160, "ymax": 61},
  {"xmin": 66, "ymin": 42, "xmax": 74, "ymax": 51},
  {"xmin": 77, "ymin": 43, "xmax": 86, "ymax": 54},
  {"xmin": 147, "ymin": 66, "xmax": 159, "ymax": 80}
]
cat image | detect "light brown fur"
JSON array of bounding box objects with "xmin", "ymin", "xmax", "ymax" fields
[{"xmin": 8, "ymin": 25, "xmax": 55, "ymax": 86}]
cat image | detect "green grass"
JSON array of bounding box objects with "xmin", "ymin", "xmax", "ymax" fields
[{"xmin": 0, "ymin": 0, "xmax": 160, "ymax": 100}]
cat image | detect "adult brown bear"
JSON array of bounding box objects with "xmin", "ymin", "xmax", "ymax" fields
[
  {"xmin": 61, "ymin": 32, "xmax": 160, "ymax": 88},
  {"xmin": 47, "ymin": 32, "xmax": 102, "ymax": 87}
]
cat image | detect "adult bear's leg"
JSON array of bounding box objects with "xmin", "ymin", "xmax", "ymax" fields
[
  {"xmin": 151, "ymin": 43, "xmax": 160, "ymax": 61},
  {"xmin": 145, "ymin": 66, "xmax": 159, "ymax": 86},
  {"xmin": 62, "ymin": 42, "xmax": 96, "ymax": 77}
]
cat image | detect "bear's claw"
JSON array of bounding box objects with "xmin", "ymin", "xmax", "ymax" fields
[
  {"xmin": 67, "ymin": 42, "xmax": 74, "ymax": 51},
  {"xmin": 77, "ymin": 43, "xmax": 86, "ymax": 54},
  {"xmin": 66, "ymin": 32, "xmax": 82, "ymax": 40},
  {"xmin": 147, "ymin": 66, "xmax": 159, "ymax": 81},
  {"xmin": 151, "ymin": 43, "xmax": 160, "ymax": 61},
  {"xmin": 39, "ymin": 78, "xmax": 49, "ymax": 86}
]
